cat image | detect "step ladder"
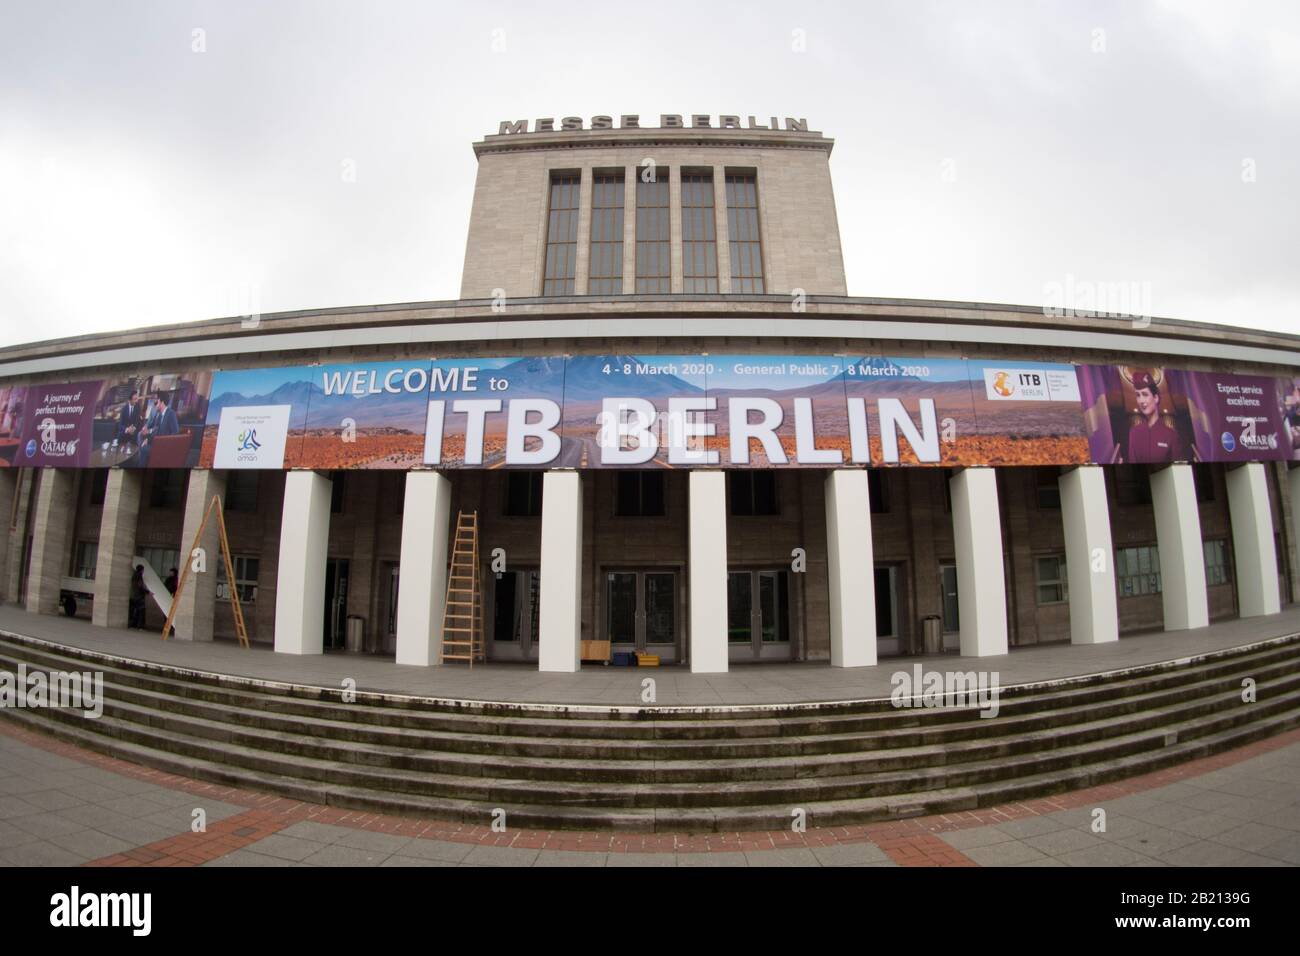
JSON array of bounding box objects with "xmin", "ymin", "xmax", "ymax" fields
[
  {"xmin": 163, "ymin": 495, "xmax": 250, "ymax": 648},
  {"xmin": 439, "ymin": 510, "xmax": 484, "ymax": 666}
]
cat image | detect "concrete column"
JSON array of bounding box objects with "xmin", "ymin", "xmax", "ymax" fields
[
  {"xmin": 573, "ymin": 166, "xmax": 593, "ymax": 295},
  {"xmin": 173, "ymin": 469, "xmax": 226, "ymax": 641},
  {"xmin": 1059, "ymin": 466, "xmax": 1119, "ymax": 644},
  {"xmin": 538, "ymin": 470, "xmax": 582, "ymax": 673},
  {"xmin": 689, "ymin": 470, "xmax": 728, "ymax": 673},
  {"xmin": 5, "ymin": 471, "xmax": 35, "ymax": 605},
  {"xmin": 395, "ymin": 471, "xmax": 451, "ymax": 666},
  {"xmin": 668, "ymin": 166, "xmax": 684, "ymax": 294},
  {"xmin": 0, "ymin": 469, "xmax": 17, "ymax": 603},
  {"xmin": 1227, "ymin": 463, "xmax": 1281, "ymax": 618},
  {"xmin": 92, "ymin": 469, "xmax": 143, "ymax": 628},
  {"xmin": 274, "ymin": 471, "xmax": 331, "ymax": 655},
  {"xmin": 1150, "ymin": 464, "xmax": 1209, "ymax": 630},
  {"xmin": 622, "ymin": 164, "xmax": 637, "ymax": 293},
  {"xmin": 25, "ymin": 469, "xmax": 76, "ymax": 615},
  {"xmin": 824, "ymin": 469, "xmax": 876, "ymax": 667},
  {"xmin": 949, "ymin": 467, "xmax": 1008, "ymax": 657},
  {"xmin": 712, "ymin": 164, "xmax": 732, "ymax": 293}
]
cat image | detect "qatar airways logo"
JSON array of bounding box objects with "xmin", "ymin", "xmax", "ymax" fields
[{"xmin": 38, "ymin": 417, "xmax": 80, "ymax": 458}]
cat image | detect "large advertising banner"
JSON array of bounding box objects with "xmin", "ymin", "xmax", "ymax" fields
[
  {"xmin": 1279, "ymin": 375, "xmax": 1300, "ymax": 461},
  {"xmin": 17, "ymin": 381, "xmax": 101, "ymax": 467},
  {"xmin": 843, "ymin": 357, "xmax": 972, "ymax": 466},
  {"xmin": 88, "ymin": 366, "xmax": 212, "ymax": 469},
  {"xmin": 426, "ymin": 356, "xmax": 567, "ymax": 468},
  {"xmin": 0, "ymin": 385, "xmax": 30, "ymax": 467},
  {"xmin": 557, "ymin": 355, "xmax": 708, "ymax": 469},
  {"xmin": 200, "ymin": 366, "xmax": 310, "ymax": 469},
  {"xmin": 10, "ymin": 355, "xmax": 1300, "ymax": 472},
  {"xmin": 707, "ymin": 355, "xmax": 849, "ymax": 467},
  {"xmin": 1078, "ymin": 364, "xmax": 1288, "ymax": 465},
  {"xmin": 965, "ymin": 360, "xmax": 1089, "ymax": 466},
  {"xmin": 303, "ymin": 361, "xmax": 433, "ymax": 468}
]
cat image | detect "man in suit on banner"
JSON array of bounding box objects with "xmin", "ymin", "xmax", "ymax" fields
[{"xmin": 138, "ymin": 393, "xmax": 179, "ymax": 467}]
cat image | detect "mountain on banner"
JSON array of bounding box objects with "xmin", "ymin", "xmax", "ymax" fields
[
  {"xmin": 559, "ymin": 354, "xmax": 703, "ymax": 400},
  {"xmin": 489, "ymin": 355, "xmax": 568, "ymax": 396},
  {"xmin": 207, "ymin": 379, "xmax": 317, "ymax": 414}
]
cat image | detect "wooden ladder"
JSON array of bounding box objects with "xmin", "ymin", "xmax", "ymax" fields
[
  {"xmin": 439, "ymin": 510, "xmax": 483, "ymax": 666},
  {"xmin": 163, "ymin": 495, "xmax": 250, "ymax": 648}
]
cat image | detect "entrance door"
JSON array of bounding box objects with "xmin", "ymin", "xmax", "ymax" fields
[
  {"xmin": 874, "ymin": 566, "xmax": 901, "ymax": 656},
  {"xmin": 323, "ymin": 558, "xmax": 350, "ymax": 650},
  {"xmin": 380, "ymin": 562, "xmax": 399, "ymax": 655},
  {"xmin": 491, "ymin": 569, "xmax": 541, "ymax": 661},
  {"xmin": 940, "ymin": 563, "xmax": 960, "ymax": 651},
  {"xmin": 604, "ymin": 569, "xmax": 679, "ymax": 662},
  {"xmin": 727, "ymin": 570, "xmax": 792, "ymax": 661}
]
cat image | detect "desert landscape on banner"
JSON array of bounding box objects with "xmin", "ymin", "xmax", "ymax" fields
[{"xmin": 3, "ymin": 355, "xmax": 1293, "ymax": 472}]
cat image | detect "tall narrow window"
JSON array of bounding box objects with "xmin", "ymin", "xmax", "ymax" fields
[
  {"xmin": 726, "ymin": 172, "xmax": 764, "ymax": 293},
  {"xmin": 543, "ymin": 172, "xmax": 580, "ymax": 295},
  {"xmin": 680, "ymin": 171, "xmax": 718, "ymax": 293},
  {"xmin": 589, "ymin": 172, "xmax": 625, "ymax": 294},
  {"xmin": 635, "ymin": 174, "xmax": 671, "ymax": 292}
]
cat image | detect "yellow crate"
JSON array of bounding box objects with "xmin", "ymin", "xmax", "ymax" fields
[{"xmin": 636, "ymin": 654, "xmax": 661, "ymax": 667}]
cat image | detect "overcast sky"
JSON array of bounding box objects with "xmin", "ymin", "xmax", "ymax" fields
[{"xmin": 1, "ymin": 0, "xmax": 1297, "ymax": 348}]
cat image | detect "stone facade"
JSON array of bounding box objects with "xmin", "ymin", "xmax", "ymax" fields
[{"xmin": 459, "ymin": 127, "xmax": 847, "ymax": 300}]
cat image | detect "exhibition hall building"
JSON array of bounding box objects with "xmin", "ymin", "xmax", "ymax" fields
[{"xmin": 2, "ymin": 115, "xmax": 1299, "ymax": 680}]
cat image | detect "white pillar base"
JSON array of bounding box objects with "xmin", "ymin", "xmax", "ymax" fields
[
  {"xmin": 538, "ymin": 471, "xmax": 582, "ymax": 673},
  {"xmin": 1059, "ymin": 466, "xmax": 1119, "ymax": 644},
  {"xmin": 825, "ymin": 469, "xmax": 876, "ymax": 667},
  {"xmin": 395, "ymin": 471, "xmax": 452, "ymax": 666},
  {"xmin": 949, "ymin": 467, "xmax": 1008, "ymax": 657},
  {"xmin": 274, "ymin": 471, "xmax": 331, "ymax": 655},
  {"xmin": 1150, "ymin": 464, "xmax": 1209, "ymax": 631},
  {"xmin": 689, "ymin": 470, "xmax": 728, "ymax": 673},
  {"xmin": 1227, "ymin": 463, "xmax": 1281, "ymax": 618}
]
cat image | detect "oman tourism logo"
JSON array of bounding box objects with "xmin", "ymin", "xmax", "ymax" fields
[{"xmin": 236, "ymin": 428, "xmax": 262, "ymax": 452}]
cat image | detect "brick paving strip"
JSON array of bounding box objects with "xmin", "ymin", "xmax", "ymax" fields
[{"xmin": 2, "ymin": 717, "xmax": 1297, "ymax": 867}]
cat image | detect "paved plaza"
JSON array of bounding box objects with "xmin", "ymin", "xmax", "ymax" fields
[{"xmin": 1, "ymin": 715, "xmax": 1298, "ymax": 867}]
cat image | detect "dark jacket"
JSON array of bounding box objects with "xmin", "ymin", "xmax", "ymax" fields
[{"xmin": 116, "ymin": 401, "xmax": 145, "ymax": 442}]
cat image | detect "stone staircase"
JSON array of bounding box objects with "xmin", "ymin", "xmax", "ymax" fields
[{"xmin": 2, "ymin": 630, "xmax": 1299, "ymax": 832}]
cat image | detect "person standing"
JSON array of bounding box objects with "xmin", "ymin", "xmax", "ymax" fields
[{"xmin": 129, "ymin": 564, "xmax": 147, "ymax": 629}]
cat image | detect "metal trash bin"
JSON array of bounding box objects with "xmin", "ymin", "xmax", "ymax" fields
[
  {"xmin": 922, "ymin": 615, "xmax": 943, "ymax": 655},
  {"xmin": 346, "ymin": 615, "xmax": 365, "ymax": 653}
]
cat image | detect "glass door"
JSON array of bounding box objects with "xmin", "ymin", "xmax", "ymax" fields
[
  {"xmin": 490, "ymin": 568, "xmax": 541, "ymax": 661},
  {"xmin": 604, "ymin": 570, "xmax": 679, "ymax": 662},
  {"xmin": 940, "ymin": 563, "xmax": 960, "ymax": 651},
  {"xmin": 728, "ymin": 570, "xmax": 792, "ymax": 661},
  {"xmin": 874, "ymin": 566, "xmax": 901, "ymax": 656},
  {"xmin": 323, "ymin": 558, "xmax": 349, "ymax": 650}
]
